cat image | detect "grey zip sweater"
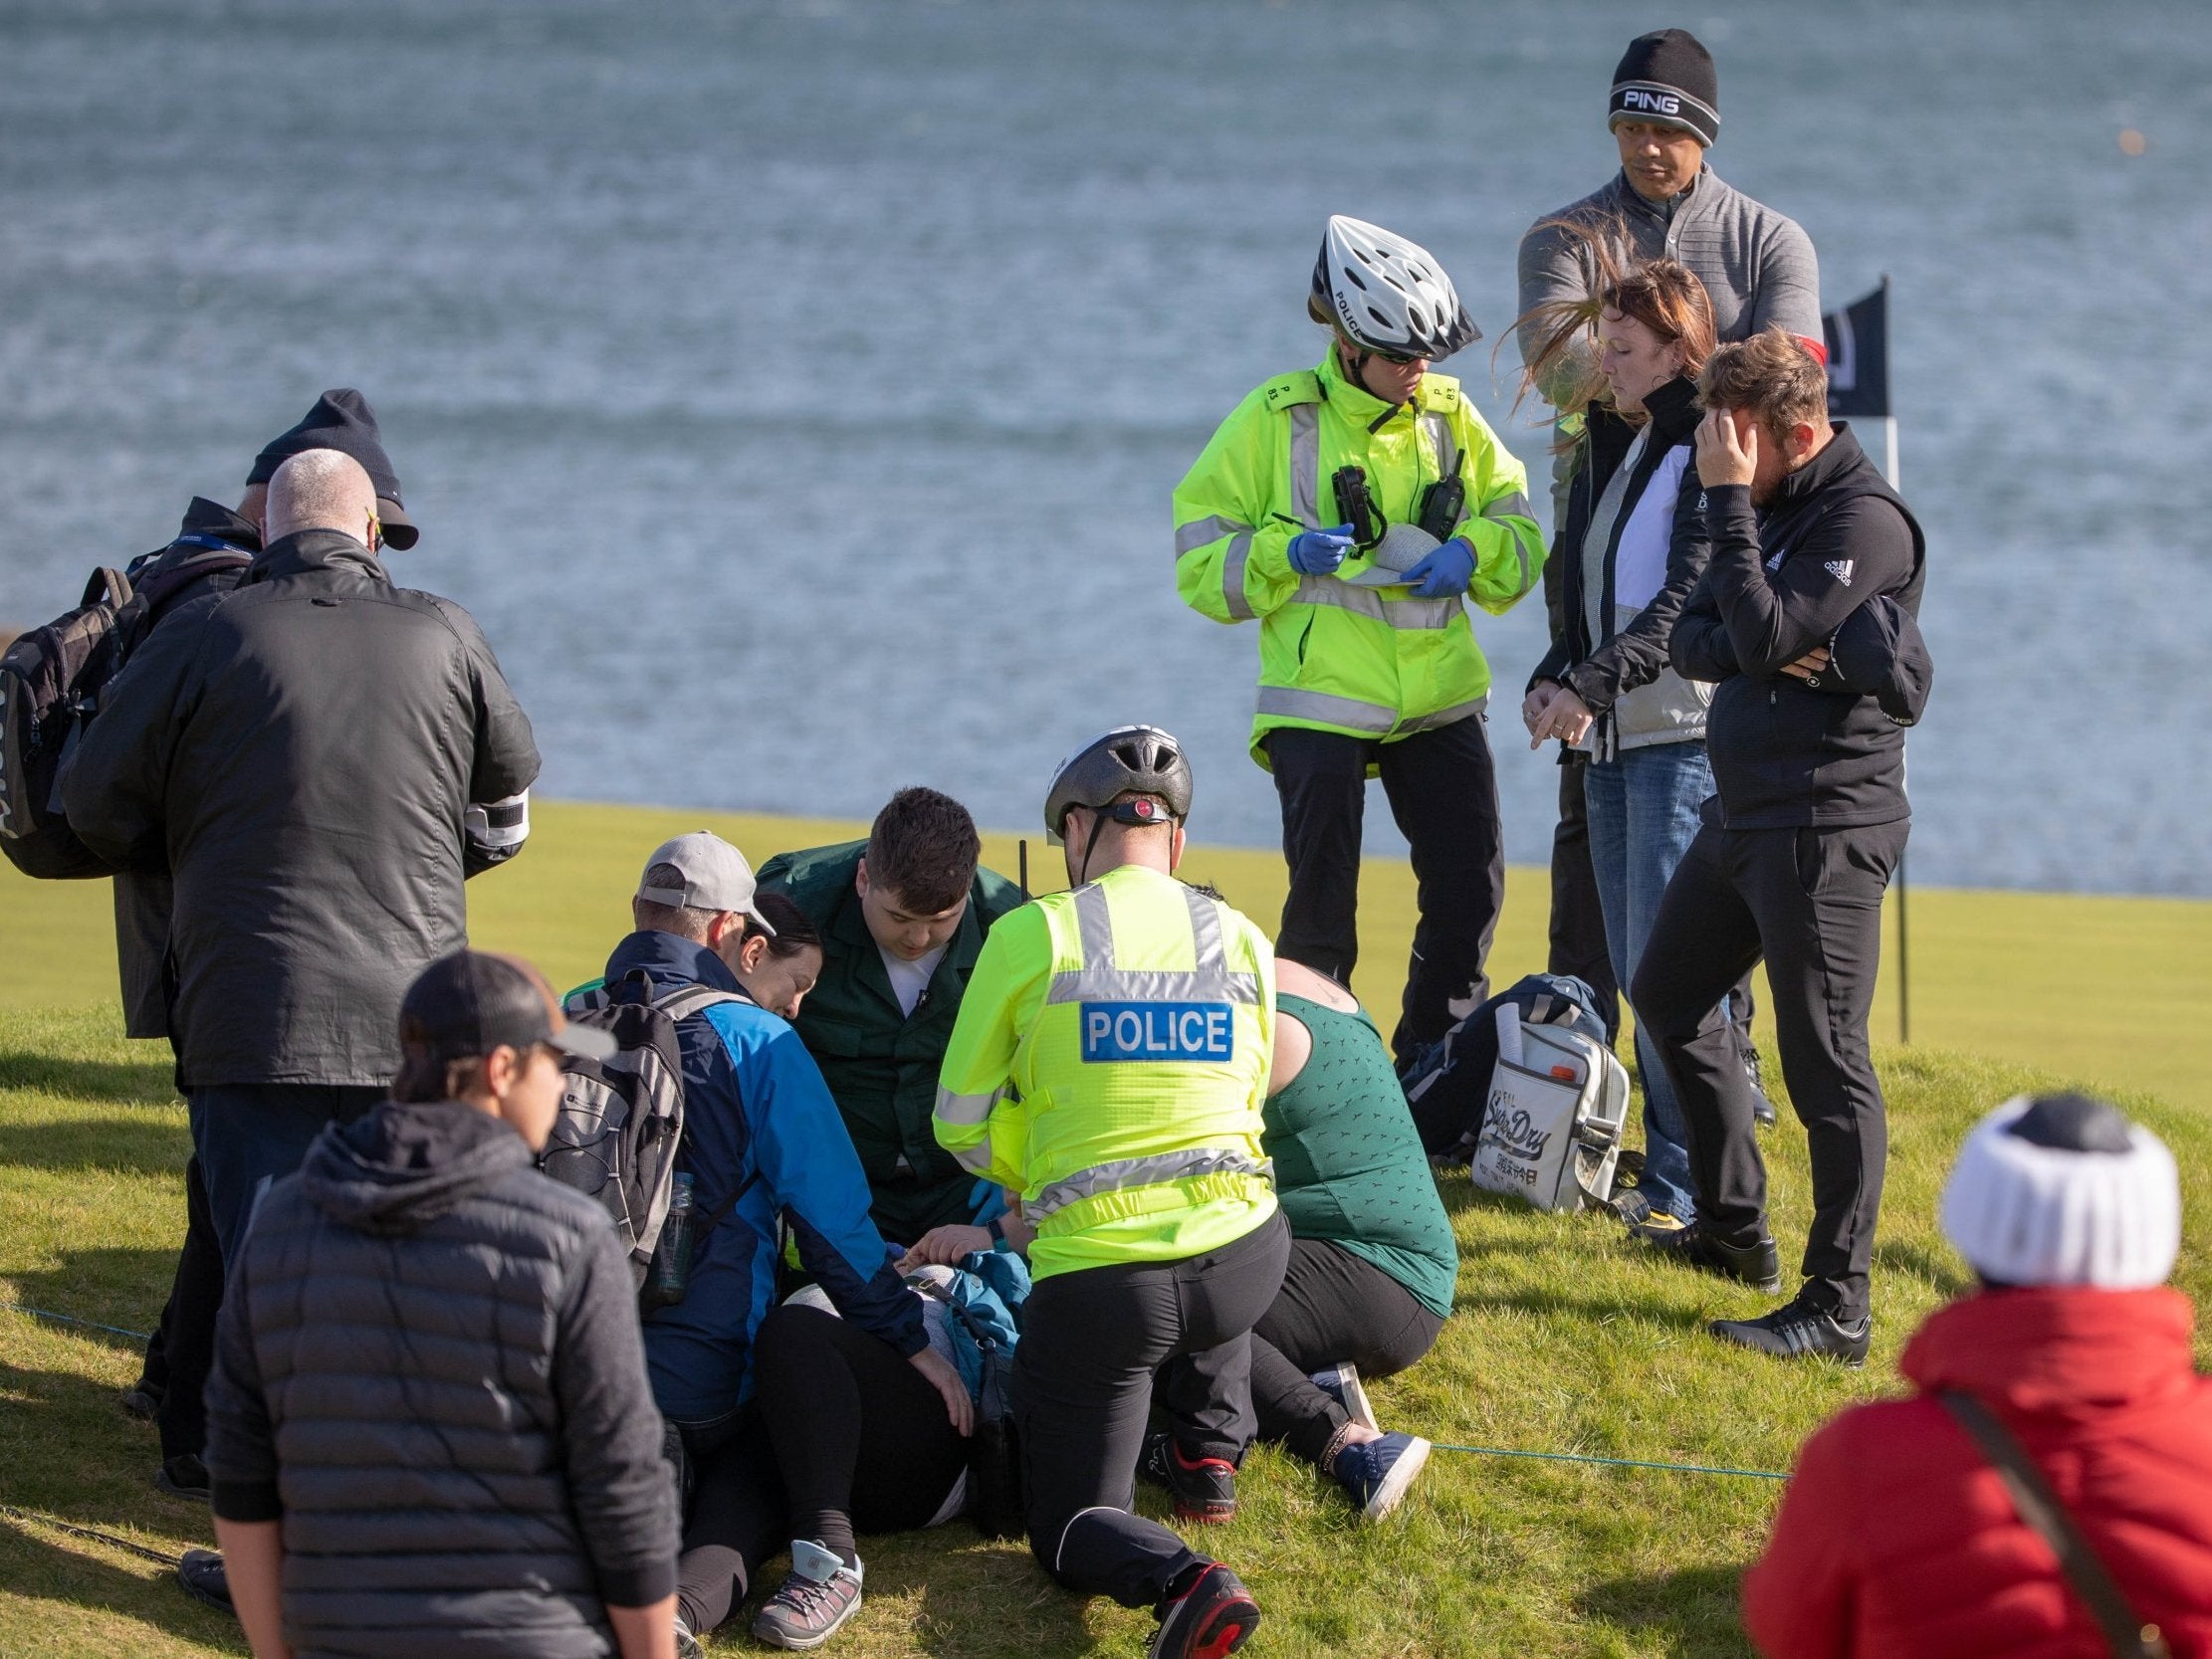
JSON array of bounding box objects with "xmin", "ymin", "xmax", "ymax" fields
[
  {"xmin": 1516, "ymin": 165, "xmax": 1822, "ymax": 548},
  {"xmin": 1517, "ymin": 165, "xmax": 1822, "ymax": 401}
]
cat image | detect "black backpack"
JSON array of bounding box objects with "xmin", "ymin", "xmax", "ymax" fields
[
  {"xmin": 1402, "ymin": 972, "xmax": 1613, "ymax": 1162},
  {"xmin": 0, "ymin": 537, "xmax": 253, "ymax": 879},
  {"xmin": 546, "ymin": 972, "xmax": 747, "ymax": 1292}
]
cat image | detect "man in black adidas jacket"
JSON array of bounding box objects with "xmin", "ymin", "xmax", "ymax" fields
[{"xmin": 1631, "ymin": 327, "xmax": 1925, "ymax": 1365}]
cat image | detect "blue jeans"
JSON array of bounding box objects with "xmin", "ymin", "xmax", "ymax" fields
[
  {"xmin": 188, "ymin": 1083, "xmax": 381, "ymax": 1267},
  {"xmin": 1582, "ymin": 741, "xmax": 1715, "ymax": 1222}
]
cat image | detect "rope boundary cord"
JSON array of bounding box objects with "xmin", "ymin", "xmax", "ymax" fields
[
  {"xmin": 1, "ymin": 1302, "xmax": 153, "ymax": 1343},
  {"xmin": 1432, "ymin": 1442, "xmax": 1789, "ymax": 1481},
  {"xmin": 0, "ymin": 1503, "xmax": 182, "ymax": 1568}
]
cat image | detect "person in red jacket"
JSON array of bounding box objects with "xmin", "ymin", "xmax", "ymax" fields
[{"xmin": 1743, "ymin": 1092, "xmax": 2212, "ymax": 1659}]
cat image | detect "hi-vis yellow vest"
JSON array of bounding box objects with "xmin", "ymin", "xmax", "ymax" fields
[
  {"xmin": 932, "ymin": 863, "xmax": 1278, "ymax": 1280},
  {"xmin": 1172, "ymin": 350, "xmax": 1545, "ymax": 767}
]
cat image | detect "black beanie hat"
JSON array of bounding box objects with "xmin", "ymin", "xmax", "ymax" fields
[
  {"xmin": 247, "ymin": 389, "xmax": 418, "ymax": 549},
  {"xmin": 1609, "ymin": 28, "xmax": 1719, "ymax": 147}
]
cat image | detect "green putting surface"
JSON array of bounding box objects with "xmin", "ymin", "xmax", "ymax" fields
[{"xmin": 6, "ymin": 797, "xmax": 2206, "ymax": 1110}]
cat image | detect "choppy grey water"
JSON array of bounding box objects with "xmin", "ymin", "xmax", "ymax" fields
[{"xmin": 3, "ymin": 0, "xmax": 2207, "ymax": 895}]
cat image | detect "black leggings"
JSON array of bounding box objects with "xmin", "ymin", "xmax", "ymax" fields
[
  {"xmin": 753, "ymin": 1302, "xmax": 969, "ymax": 1559},
  {"xmin": 1247, "ymin": 1238, "xmax": 1445, "ymax": 1465},
  {"xmin": 675, "ymin": 1414, "xmax": 784, "ymax": 1636}
]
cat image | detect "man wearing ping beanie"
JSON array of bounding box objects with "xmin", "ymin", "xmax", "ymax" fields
[
  {"xmin": 1517, "ymin": 27, "xmax": 1819, "ymax": 1053},
  {"xmin": 1743, "ymin": 1094, "xmax": 2212, "ymax": 1659}
]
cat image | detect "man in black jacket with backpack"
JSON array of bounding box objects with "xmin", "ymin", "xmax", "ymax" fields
[
  {"xmin": 63, "ymin": 438, "xmax": 537, "ymax": 1563},
  {"xmin": 87, "ymin": 392, "xmax": 438, "ymax": 1511},
  {"xmin": 1631, "ymin": 327, "xmax": 1926, "ymax": 1365}
]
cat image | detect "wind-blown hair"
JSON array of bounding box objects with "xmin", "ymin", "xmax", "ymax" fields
[{"xmin": 1511, "ymin": 219, "xmax": 1716, "ymax": 429}]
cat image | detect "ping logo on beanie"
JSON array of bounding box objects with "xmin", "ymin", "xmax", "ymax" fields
[{"xmin": 1608, "ymin": 28, "xmax": 1721, "ymax": 147}]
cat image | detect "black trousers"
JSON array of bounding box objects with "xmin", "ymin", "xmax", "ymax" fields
[
  {"xmin": 753, "ymin": 1303, "xmax": 970, "ymax": 1561},
  {"xmin": 1247, "ymin": 1239, "xmax": 1443, "ymax": 1466},
  {"xmin": 676, "ymin": 1411, "xmax": 787, "ymax": 1634},
  {"xmin": 136, "ymin": 1154, "xmax": 224, "ymax": 1464},
  {"xmin": 1632, "ymin": 819, "xmax": 1907, "ymax": 1323},
  {"xmin": 1019, "ymin": 1214, "xmax": 1288, "ymax": 1608},
  {"xmin": 1268, "ymin": 717, "xmax": 1506, "ymax": 1062},
  {"xmin": 1546, "ymin": 753, "xmax": 1622, "ymax": 1041}
]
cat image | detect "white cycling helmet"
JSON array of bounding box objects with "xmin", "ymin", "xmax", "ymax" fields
[{"xmin": 1310, "ymin": 215, "xmax": 1480, "ymax": 361}]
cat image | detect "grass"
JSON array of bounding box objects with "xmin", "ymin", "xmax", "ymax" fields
[{"xmin": 2, "ymin": 798, "xmax": 2209, "ymax": 1656}]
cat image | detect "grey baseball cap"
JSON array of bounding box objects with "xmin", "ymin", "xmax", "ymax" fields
[{"xmin": 637, "ymin": 831, "xmax": 775, "ymax": 935}]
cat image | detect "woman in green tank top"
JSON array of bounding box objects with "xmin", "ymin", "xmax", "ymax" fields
[{"xmin": 1151, "ymin": 958, "xmax": 1458, "ymax": 1523}]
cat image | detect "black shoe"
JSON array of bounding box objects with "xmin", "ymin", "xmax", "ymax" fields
[
  {"xmin": 1633, "ymin": 1220, "xmax": 1782, "ymax": 1293},
  {"xmin": 118, "ymin": 1383, "xmax": 162, "ymax": 1422},
  {"xmin": 1752, "ymin": 1093, "xmax": 1778, "ymax": 1129},
  {"xmin": 155, "ymin": 1454, "xmax": 210, "ymax": 1503},
  {"xmin": 1151, "ymin": 1563, "xmax": 1259, "ymax": 1659},
  {"xmin": 177, "ymin": 1548, "xmax": 233, "ymax": 1614},
  {"xmin": 1710, "ymin": 1295, "xmax": 1871, "ymax": 1366},
  {"xmin": 1139, "ymin": 1431, "xmax": 1236, "ymax": 1524}
]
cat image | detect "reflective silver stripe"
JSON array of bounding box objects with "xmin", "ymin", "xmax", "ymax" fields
[
  {"xmin": 1291, "ymin": 576, "xmax": 1456, "ymax": 630},
  {"xmin": 1027, "ymin": 1147, "xmax": 1275, "ymax": 1221},
  {"xmin": 934, "ymin": 1086, "xmax": 996, "ymax": 1127},
  {"xmin": 1045, "ymin": 882, "xmax": 1261, "ymax": 1006},
  {"xmin": 950, "ymin": 1135, "xmax": 996, "ymax": 1175},
  {"xmin": 1288, "ymin": 404, "xmax": 1320, "ymax": 527},
  {"xmin": 1420, "ymin": 410, "xmax": 1458, "ymax": 483},
  {"xmin": 1221, "ymin": 530, "xmax": 1255, "ymax": 622},
  {"xmin": 1399, "ymin": 695, "xmax": 1488, "ymax": 733},
  {"xmin": 1484, "ymin": 491, "xmax": 1538, "ymax": 596},
  {"xmin": 1176, "ymin": 514, "xmax": 1251, "ymax": 556},
  {"xmin": 1255, "ymin": 685, "xmax": 1399, "ymax": 732}
]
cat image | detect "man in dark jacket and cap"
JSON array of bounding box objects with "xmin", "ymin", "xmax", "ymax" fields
[
  {"xmin": 202, "ymin": 949, "xmax": 683, "ymax": 1659},
  {"xmin": 64, "ymin": 448, "xmax": 541, "ymax": 1532},
  {"xmin": 106, "ymin": 390, "xmax": 421, "ymax": 1500}
]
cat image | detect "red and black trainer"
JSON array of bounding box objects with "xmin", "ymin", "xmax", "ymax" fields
[
  {"xmin": 1151, "ymin": 1562, "xmax": 1260, "ymax": 1659},
  {"xmin": 1139, "ymin": 1430, "xmax": 1238, "ymax": 1524}
]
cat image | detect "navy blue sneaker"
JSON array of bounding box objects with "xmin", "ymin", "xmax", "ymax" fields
[
  {"xmin": 1151, "ymin": 1562, "xmax": 1259, "ymax": 1659},
  {"xmin": 1330, "ymin": 1432, "xmax": 1432, "ymax": 1521},
  {"xmin": 1307, "ymin": 1361, "xmax": 1378, "ymax": 1432},
  {"xmin": 177, "ymin": 1548, "xmax": 232, "ymax": 1614}
]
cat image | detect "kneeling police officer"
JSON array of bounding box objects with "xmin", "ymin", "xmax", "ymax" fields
[{"xmin": 933, "ymin": 726, "xmax": 1286, "ymax": 1659}]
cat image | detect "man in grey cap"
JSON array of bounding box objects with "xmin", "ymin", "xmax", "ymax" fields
[
  {"xmin": 1515, "ymin": 26, "xmax": 1815, "ymax": 1104},
  {"xmin": 586, "ymin": 832, "xmax": 943, "ymax": 1649}
]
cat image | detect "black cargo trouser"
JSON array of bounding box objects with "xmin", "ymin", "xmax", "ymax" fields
[
  {"xmin": 1547, "ymin": 751, "xmax": 1622, "ymax": 1041},
  {"xmin": 1632, "ymin": 819, "xmax": 1908, "ymax": 1324},
  {"xmin": 1019, "ymin": 1213, "xmax": 1288, "ymax": 1609},
  {"xmin": 1267, "ymin": 715, "xmax": 1505, "ymax": 1063}
]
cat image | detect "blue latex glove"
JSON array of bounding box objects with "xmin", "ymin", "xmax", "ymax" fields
[
  {"xmin": 1286, "ymin": 522, "xmax": 1356, "ymax": 576},
  {"xmin": 1407, "ymin": 536, "xmax": 1476, "ymax": 599}
]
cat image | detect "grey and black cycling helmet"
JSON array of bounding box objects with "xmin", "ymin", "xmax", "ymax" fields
[
  {"xmin": 1043, "ymin": 725, "xmax": 1194, "ymax": 844},
  {"xmin": 1310, "ymin": 215, "xmax": 1480, "ymax": 361}
]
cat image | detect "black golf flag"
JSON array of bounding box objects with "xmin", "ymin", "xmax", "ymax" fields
[{"xmin": 1823, "ymin": 278, "xmax": 1890, "ymax": 419}]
